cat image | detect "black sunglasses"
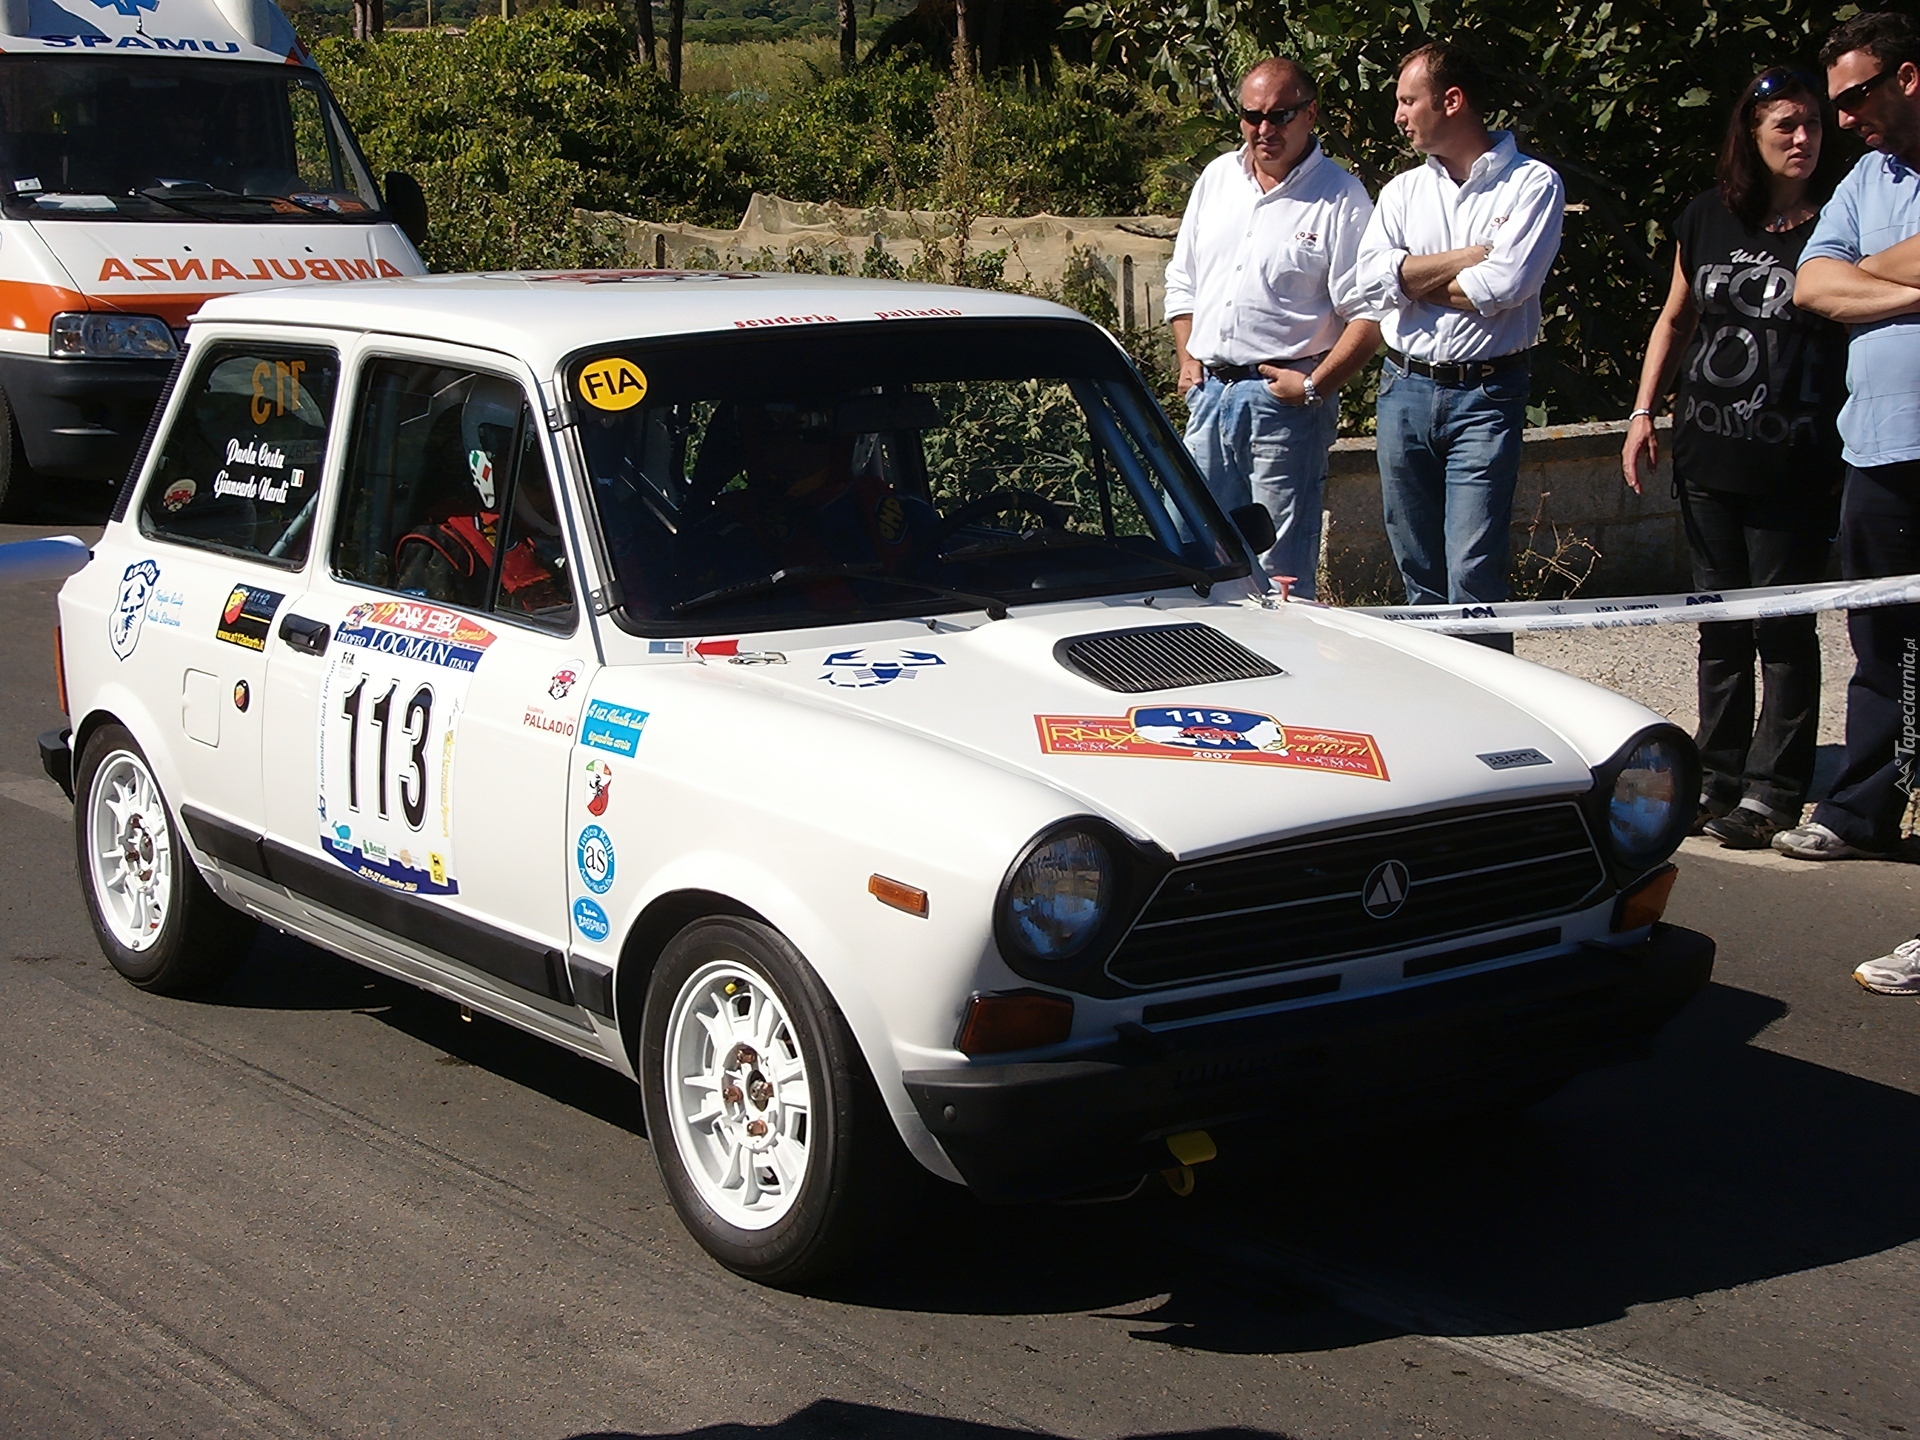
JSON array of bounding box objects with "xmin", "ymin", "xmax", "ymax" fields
[
  {"xmin": 1750, "ymin": 67, "xmax": 1821, "ymax": 103},
  {"xmin": 1239, "ymin": 103, "xmax": 1308, "ymax": 130},
  {"xmin": 1831, "ymin": 66, "xmax": 1897, "ymax": 113}
]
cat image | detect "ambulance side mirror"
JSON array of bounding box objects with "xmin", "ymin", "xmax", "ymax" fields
[{"xmin": 384, "ymin": 171, "xmax": 429, "ymax": 252}]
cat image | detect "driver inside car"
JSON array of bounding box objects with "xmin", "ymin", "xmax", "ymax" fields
[{"xmin": 393, "ymin": 378, "xmax": 569, "ymax": 613}]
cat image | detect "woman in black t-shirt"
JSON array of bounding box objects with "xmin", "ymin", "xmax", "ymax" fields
[{"xmin": 1621, "ymin": 67, "xmax": 1848, "ymax": 850}]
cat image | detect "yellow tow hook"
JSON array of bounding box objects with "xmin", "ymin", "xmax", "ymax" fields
[{"xmin": 1161, "ymin": 1130, "xmax": 1217, "ymax": 1196}]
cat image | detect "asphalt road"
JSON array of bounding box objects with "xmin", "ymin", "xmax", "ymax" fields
[{"xmin": 2, "ymin": 514, "xmax": 1916, "ymax": 1440}]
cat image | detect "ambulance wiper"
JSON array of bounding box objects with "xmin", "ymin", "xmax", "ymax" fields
[{"xmin": 672, "ymin": 563, "xmax": 1009, "ymax": 620}]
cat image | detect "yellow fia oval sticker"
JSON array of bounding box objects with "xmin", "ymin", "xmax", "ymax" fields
[{"xmin": 577, "ymin": 357, "xmax": 648, "ymax": 411}]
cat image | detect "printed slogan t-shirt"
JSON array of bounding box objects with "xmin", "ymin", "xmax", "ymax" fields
[{"xmin": 1672, "ymin": 188, "xmax": 1845, "ymax": 493}]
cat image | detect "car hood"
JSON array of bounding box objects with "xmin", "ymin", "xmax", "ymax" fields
[{"xmin": 680, "ymin": 599, "xmax": 1655, "ymax": 861}]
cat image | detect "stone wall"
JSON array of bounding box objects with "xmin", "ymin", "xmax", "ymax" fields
[{"xmin": 1321, "ymin": 417, "xmax": 1686, "ymax": 603}]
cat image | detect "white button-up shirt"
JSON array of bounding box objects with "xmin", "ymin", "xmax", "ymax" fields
[
  {"xmin": 1164, "ymin": 140, "xmax": 1378, "ymax": 368},
  {"xmin": 1354, "ymin": 131, "xmax": 1564, "ymax": 361}
]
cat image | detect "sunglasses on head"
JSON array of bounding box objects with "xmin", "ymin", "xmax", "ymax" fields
[
  {"xmin": 1750, "ymin": 67, "xmax": 1821, "ymax": 103},
  {"xmin": 1831, "ymin": 65, "xmax": 1899, "ymax": 113},
  {"xmin": 1239, "ymin": 103, "xmax": 1307, "ymax": 130}
]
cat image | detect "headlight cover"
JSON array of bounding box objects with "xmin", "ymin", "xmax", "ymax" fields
[
  {"xmin": 1607, "ymin": 733, "xmax": 1686, "ymax": 868},
  {"xmin": 1001, "ymin": 828, "xmax": 1113, "ymax": 962},
  {"xmin": 50, "ymin": 312, "xmax": 177, "ymax": 360}
]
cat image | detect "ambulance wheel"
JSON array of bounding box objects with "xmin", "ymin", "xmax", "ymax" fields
[
  {"xmin": 640, "ymin": 916, "xmax": 904, "ymax": 1286},
  {"xmin": 0, "ymin": 388, "xmax": 39, "ymax": 522},
  {"xmin": 75, "ymin": 724, "xmax": 254, "ymax": 995}
]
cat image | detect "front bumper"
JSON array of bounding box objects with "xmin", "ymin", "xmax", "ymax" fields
[
  {"xmin": 38, "ymin": 727, "xmax": 72, "ymax": 799},
  {"xmin": 904, "ymin": 924, "xmax": 1715, "ymax": 1203},
  {"xmin": 0, "ymin": 353, "xmax": 173, "ymax": 483}
]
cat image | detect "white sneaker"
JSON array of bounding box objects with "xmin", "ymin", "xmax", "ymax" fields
[
  {"xmin": 1771, "ymin": 822, "xmax": 1894, "ymax": 861},
  {"xmin": 1854, "ymin": 938, "xmax": 1920, "ymax": 995}
]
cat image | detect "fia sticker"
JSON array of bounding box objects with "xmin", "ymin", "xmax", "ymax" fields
[
  {"xmin": 819, "ymin": 647, "xmax": 944, "ymax": 689},
  {"xmin": 573, "ymin": 896, "xmax": 610, "ymax": 942},
  {"xmin": 576, "ymin": 824, "xmax": 615, "ymax": 894},
  {"xmin": 1035, "ymin": 705, "xmax": 1388, "ymax": 780},
  {"xmin": 108, "ymin": 559, "xmax": 160, "ymax": 661},
  {"xmin": 161, "ymin": 478, "xmax": 197, "ymax": 512},
  {"xmin": 576, "ymin": 357, "xmax": 648, "ymax": 411},
  {"xmin": 584, "ymin": 758, "xmax": 613, "ymax": 816},
  {"xmin": 233, "ymin": 679, "xmax": 250, "ymax": 712}
]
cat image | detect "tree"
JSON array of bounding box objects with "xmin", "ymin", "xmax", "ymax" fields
[
  {"xmin": 667, "ymin": 0, "xmax": 684, "ymax": 91},
  {"xmin": 350, "ymin": 0, "xmax": 383, "ymax": 41},
  {"xmin": 838, "ymin": 0, "xmax": 857, "ymax": 71},
  {"xmin": 636, "ymin": 0, "xmax": 655, "ymax": 68}
]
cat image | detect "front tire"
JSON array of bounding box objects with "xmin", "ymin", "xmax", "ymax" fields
[
  {"xmin": 640, "ymin": 917, "xmax": 899, "ymax": 1285},
  {"xmin": 0, "ymin": 386, "xmax": 40, "ymax": 522},
  {"xmin": 74, "ymin": 724, "xmax": 254, "ymax": 994}
]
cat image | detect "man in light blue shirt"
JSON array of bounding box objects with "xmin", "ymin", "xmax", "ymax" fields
[{"xmin": 1782, "ymin": 10, "xmax": 1920, "ymax": 897}]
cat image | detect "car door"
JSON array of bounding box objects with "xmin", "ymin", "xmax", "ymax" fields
[
  {"xmin": 260, "ymin": 347, "xmax": 590, "ymax": 1022},
  {"xmin": 122, "ymin": 338, "xmax": 342, "ymax": 866}
]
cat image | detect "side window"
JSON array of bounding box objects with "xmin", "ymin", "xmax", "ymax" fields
[
  {"xmin": 140, "ymin": 345, "xmax": 338, "ymax": 566},
  {"xmin": 332, "ymin": 358, "xmax": 577, "ymax": 632}
]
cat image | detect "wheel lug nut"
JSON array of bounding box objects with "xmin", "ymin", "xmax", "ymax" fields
[
  {"xmin": 748, "ymin": 1080, "xmax": 773, "ymax": 1105},
  {"xmin": 721, "ymin": 1083, "xmax": 743, "ymax": 1106},
  {"xmin": 730, "ymin": 1043, "xmax": 759, "ymax": 1068},
  {"xmin": 745, "ymin": 1119, "xmax": 768, "ymax": 1138}
]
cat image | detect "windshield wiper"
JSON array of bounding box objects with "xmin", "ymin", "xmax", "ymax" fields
[
  {"xmin": 943, "ymin": 530, "xmax": 1219, "ymax": 596},
  {"xmin": 139, "ymin": 186, "xmax": 339, "ymax": 218},
  {"xmin": 671, "ymin": 563, "xmax": 1009, "ymax": 620}
]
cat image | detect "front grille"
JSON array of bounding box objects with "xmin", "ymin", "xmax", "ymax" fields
[
  {"xmin": 1107, "ymin": 803, "xmax": 1608, "ymax": 989},
  {"xmin": 1056, "ymin": 623, "xmax": 1284, "ymax": 693}
]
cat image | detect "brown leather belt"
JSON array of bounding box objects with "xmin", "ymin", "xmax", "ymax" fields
[{"xmin": 1385, "ymin": 347, "xmax": 1532, "ymax": 386}]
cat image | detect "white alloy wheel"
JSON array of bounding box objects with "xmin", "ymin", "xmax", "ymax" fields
[
  {"xmin": 663, "ymin": 959, "xmax": 814, "ymax": 1229},
  {"xmin": 87, "ymin": 748, "xmax": 174, "ymax": 952}
]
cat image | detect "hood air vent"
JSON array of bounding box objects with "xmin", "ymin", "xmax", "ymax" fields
[{"xmin": 1055, "ymin": 623, "xmax": 1284, "ymax": 694}]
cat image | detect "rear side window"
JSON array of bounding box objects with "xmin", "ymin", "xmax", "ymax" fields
[
  {"xmin": 330, "ymin": 357, "xmax": 577, "ymax": 633},
  {"xmin": 140, "ymin": 344, "xmax": 339, "ymax": 567}
]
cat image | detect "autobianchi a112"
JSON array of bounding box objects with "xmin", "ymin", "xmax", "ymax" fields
[{"xmin": 43, "ymin": 271, "xmax": 1713, "ymax": 1284}]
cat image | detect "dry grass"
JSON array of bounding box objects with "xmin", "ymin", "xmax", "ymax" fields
[{"xmin": 681, "ymin": 37, "xmax": 844, "ymax": 97}]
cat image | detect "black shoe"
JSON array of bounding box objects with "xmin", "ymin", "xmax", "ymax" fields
[
  {"xmin": 1689, "ymin": 798, "xmax": 1730, "ymax": 835},
  {"xmin": 1704, "ymin": 806, "xmax": 1780, "ymax": 850}
]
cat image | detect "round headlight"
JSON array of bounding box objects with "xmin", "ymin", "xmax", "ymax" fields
[
  {"xmin": 1609, "ymin": 735, "xmax": 1683, "ymax": 864},
  {"xmin": 1004, "ymin": 829, "xmax": 1112, "ymax": 961}
]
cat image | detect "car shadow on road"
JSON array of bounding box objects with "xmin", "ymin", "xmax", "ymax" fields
[{"xmin": 570, "ymin": 1400, "xmax": 1290, "ymax": 1440}]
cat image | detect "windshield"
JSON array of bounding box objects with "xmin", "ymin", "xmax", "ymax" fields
[
  {"xmin": 571, "ymin": 319, "xmax": 1249, "ymax": 633},
  {"xmin": 0, "ymin": 58, "xmax": 382, "ymax": 220}
]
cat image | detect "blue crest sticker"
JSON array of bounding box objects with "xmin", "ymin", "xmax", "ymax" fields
[
  {"xmin": 576, "ymin": 824, "xmax": 615, "ymax": 894},
  {"xmin": 819, "ymin": 647, "xmax": 944, "ymax": 688},
  {"xmin": 581, "ymin": 700, "xmax": 649, "ymax": 757},
  {"xmin": 108, "ymin": 558, "xmax": 160, "ymax": 660},
  {"xmin": 572, "ymin": 897, "xmax": 610, "ymax": 942}
]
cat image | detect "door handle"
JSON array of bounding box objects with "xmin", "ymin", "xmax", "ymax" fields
[{"xmin": 278, "ymin": 614, "xmax": 330, "ymax": 656}]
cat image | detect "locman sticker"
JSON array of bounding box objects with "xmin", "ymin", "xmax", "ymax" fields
[
  {"xmin": 215, "ymin": 583, "xmax": 285, "ymax": 652},
  {"xmin": 577, "ymin": 357, "xmax": 648, "ymax": 411},
  {"xmin": 577, "ymin": 825, "xmax": 616, "ymax": 894},
  {"xmin": 573, "ymin": 897, "xmax": 610, "ymax": 942},
  {"xmin": 1034, "ymin": 705, "xmax": 1388, "ymax": 780}
]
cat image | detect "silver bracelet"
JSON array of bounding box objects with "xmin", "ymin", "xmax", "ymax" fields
[{"xmin": 1629, "ymin": 408, "xmax": 1655, "ymax": 420}]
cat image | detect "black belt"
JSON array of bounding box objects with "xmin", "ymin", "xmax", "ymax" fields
[
  {"xmin": 1205, "ymin": 353, "xmax": 1327, "ymax": 384},
  {"xmin": 1385, "ymin": 347, "xmax": 1532, "ymax": 386}
]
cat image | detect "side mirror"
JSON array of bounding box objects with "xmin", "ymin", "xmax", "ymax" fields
[
  {"xmin": 1229, "ymin": 502, "xmax": 1276, "ymax": 554},
  {"xmin": 383, "ymin": 171, "xmax": 429, "ymax": 251}
]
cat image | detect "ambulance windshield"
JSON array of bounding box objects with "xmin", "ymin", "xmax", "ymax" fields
[{"xmin": 0, "ymin": 57, "xmax": 381, "ymax": 220}]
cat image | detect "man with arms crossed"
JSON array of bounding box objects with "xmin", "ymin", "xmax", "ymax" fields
[
  {"xmin": 1781, "ymin": 14, "xmax": 1920, "ymax": 988},
  {"xmin": 1355, "ymin": 42, "xmax": 1564, "ymax": 649},
  {"xmin": 1167, "ymin": 57, "xmax": 1381, "ymax": 598}
]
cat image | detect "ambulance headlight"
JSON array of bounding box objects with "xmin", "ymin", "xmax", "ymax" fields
[{"xmin": 50, "ymin": 313, "xmax": 178, "ymax": 359}]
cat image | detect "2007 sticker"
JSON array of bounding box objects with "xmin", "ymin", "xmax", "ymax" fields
[{"xmin": 1034, "ymin": 705, "xmax": 1388, "ymax": 780}]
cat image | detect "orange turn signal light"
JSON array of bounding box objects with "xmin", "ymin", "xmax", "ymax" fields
[
  {"xmin": 53, "ymin": 625, "xmax": 67, "ymax": 716},
  {"xmin": 1611, "ymin": 863, "xmax": 1677, "ymax": 932},
  {"xmin": 869, "ymin": 873, "xmax": 928, "ymax": 917},
  {"xmin": 956, "ymin": 991, "xmax": 1073, "ymax": 1055}
]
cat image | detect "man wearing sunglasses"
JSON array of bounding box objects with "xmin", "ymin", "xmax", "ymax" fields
[
  {"xmin": 1781, "ymin": 10, "xmax": 1920, "ymax": 872},
  {"xmin": 1354, "ymin": 41, "xmax": 1565, "ymax": 650},
  {"xmin": 1165, "ymin": 57, "xmax": 1382, "ymax": 598}
]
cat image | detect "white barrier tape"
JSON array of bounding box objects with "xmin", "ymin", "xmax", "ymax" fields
[
  {"xmin": 1352, "ymin": 574, "xmax": 1920, "ymax": 634},
  {"xmin": 0, "ymin": 535, "xmax": 89, "ymax": 587}
]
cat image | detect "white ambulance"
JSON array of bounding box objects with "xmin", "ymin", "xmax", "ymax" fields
[{"xmin": 0, "ymin": 0, "xmax": 425, "ymax": 516}]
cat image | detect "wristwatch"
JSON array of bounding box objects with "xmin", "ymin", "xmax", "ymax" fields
[{"xmin": 1301, "ymin": 376, "xmax": 1321, "ymax": 406}]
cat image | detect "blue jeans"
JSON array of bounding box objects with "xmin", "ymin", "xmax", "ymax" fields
[
  {"xmin": 1183, "ymin": 372, "xmax": 1339, "ymax": 599},
  {"xmin": 1375, "ymin": 356, "xmax": 1529, "ymax": 637}
]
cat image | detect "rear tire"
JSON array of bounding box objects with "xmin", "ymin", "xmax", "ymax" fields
[
  {"xmin": 639, "ymin": 916, "xmax": 904, "ymax": 1285},
  {"xmin": 74, "ymin": 724, "xmax": 254, "ymax": 995},
  {"xmin": 0, "ymin": 387, "xmax": 40, "ymax": 522}
]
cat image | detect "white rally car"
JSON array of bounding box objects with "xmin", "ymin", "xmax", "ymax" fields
[{"xmin": 43, "ymin": 273, "xmax": 1713, "ymax": 1283}]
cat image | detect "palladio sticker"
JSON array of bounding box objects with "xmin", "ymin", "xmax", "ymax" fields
[
  {"xmin": 577, "ymin": 357, "xmax": 648, "ymax": 411},
  {"xmin": 1034, "ymin": 705, "xmax": 1388, "ymax": 780}
]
